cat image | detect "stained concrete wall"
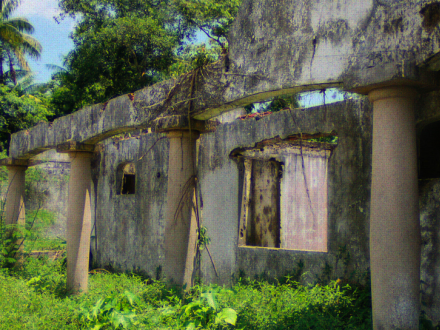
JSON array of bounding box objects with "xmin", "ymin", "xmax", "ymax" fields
[
  {"xmin": 90, "ymin": 132, "xmax": 169, "ymax": 276},
  {"xmin": 420, "ymin": 179, "xmax": 440, "ymax": 323},
  {"xmin": 28, "ymin": 150, "xmax": 70, "ymax": 238},
  {"xmin": 87, "ymin": 93, "xmax": 440, "ymax": 326},
  {"xmin": 89, "ymin": 99, "xmax": 373, "ymax": 284},
  {"xmin": 227, "ymin": 0, "xmax": 440, "ymax": 102},
  {"xmin": 417, "ymin": 90, "xmax": 440, "ymax": 324},
  {"xmin": 0, "ymin": 150, "xmax": 70, "ymax": 239},
  {"xmin": 197, "ymin": 99, "xmax": 373, "ymax": 285}
]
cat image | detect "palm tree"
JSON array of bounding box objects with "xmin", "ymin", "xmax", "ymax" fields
[{"xmin": 0, "ymin": 0, "xmax": 42, "ymax": 85}]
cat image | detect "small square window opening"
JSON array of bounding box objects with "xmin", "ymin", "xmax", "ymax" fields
[{"xmin": 116, "ymin": 163, "xmax": 136, "ymax": 195}]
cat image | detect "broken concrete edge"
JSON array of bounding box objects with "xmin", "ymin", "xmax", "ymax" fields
[
  {"xmin": 193, "ymin": 82, "xmax": 343, "ymax": 120},
  {"xmin": 347, "ymin": 76, "xmax": 440, "ymax": 95},
  {"xmin": 151, "ymin": 115, "xmax": 220, "ymax": 133},
  {"xmin": 0, "ymin": 157, "xmax": 29, "ymax": 167},
  {"xmin": 6, "ymin": 62, "xmax": 438, "ymax": 160},
  {"xmin": 230, "ymin": 134, "xmax": 338, "ymax": 159},
  {"xmin": 56, "ymin": 141, "xmax": 95, "ymax": 154}
]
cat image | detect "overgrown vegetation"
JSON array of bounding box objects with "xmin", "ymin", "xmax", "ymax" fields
[
  {"xmin": 245, "ymin": 93, "xmax": 300, "ymax": 114},
  {"xmin": 49, "ymin": 0, "xmax": 241, "ymax": 116},
  {"xmin": 0, "ymin": 149, "xmax": 64, "ymax": 267},
  {"xmin": 0, "ymin": 0, "xmax": 242, "ymax": 153},
  {"xmin": 1, "ymin": 196, "xmax": 376, "ymax": 329},
  {"xmin": 0, "ymin": 250, "xmax": 377, "ymax": 330},
  {"xmin": 0, "ymin": 206, "xmax": 436, "ymax": 329}
]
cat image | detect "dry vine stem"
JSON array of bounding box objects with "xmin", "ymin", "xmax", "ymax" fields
[
  {"xmin": 288, "ymin": 108, "xmax": 317, "ymax": 223},
  {"xmin": 181, "ymin": 64, "xmax": 219, "ymax": 278}
]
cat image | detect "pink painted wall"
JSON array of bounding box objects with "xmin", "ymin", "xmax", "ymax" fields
[{"xmin": 280, "ymin": 148, "xmax": 330, "ymax": 251}]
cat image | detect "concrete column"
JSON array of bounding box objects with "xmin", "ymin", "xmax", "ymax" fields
[
  {"xmin": 4, "ymin": 165, "xmax": 27, "ymax": 227},
  {"xmin": 368, "ymin": 86, "xmax": 421, "ymax": 329},
  {"xmin": 66, "ymin": 151, "xmax": 93, "ymax": 294},
  {"xmin": 163, "ymin": 130, "xmax": 199, "ymax": 287},
  {"xmin": 4, "ymin": 165, "xmax": 27, "ymax": 261}
]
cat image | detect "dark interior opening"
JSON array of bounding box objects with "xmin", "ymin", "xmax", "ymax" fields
[
  {"xmin": 246, "ymin": 159, "xmax": 281, "ymax": 248},
  {"xmin": 122, "ymin": 174, "xmax": 136, "ymax": 194},
  {"xmin": 420, "ymin": 121, "xmax": 440, "ymax": 179}
]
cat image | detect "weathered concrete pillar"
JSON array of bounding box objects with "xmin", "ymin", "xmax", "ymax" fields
[
  {"xmin": 368, "ymin": 86, "xmax": 421, "ymax": 329},
  {"xmin": 65, "ymin": 151, "xmax": 93, "ymax": 294},
  {"xmin": 163, "ymin": 130, "xmax": 199, "ymax": 287},
  {"xmin": 4, "ymin": 165, "xmax": 27, "ymax": 227},
  {"xmin": 3, "ymin": 163, "xmax": 28, "ymax": 262}
]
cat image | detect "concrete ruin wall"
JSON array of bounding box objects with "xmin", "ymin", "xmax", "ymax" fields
[
  {"xmin": 90, "ymin": 132, "xmax": 169, "ymax": 275},
  {"xmin": 417, "ymin": 91, "xmax": 440, "ymax": 322},
  {"xmin": 85, "ymin": 93, "xmax": 440, "ymax": 322},
  {"xmin": 0, "ymin": 150, "xmax": 70, "ymax": 238},
  {"xmin": 6, "ymin": 0, "xmax": 440, "ymax": 326},
  {"xmin": 88, "ymin": 99, "xmax": 372, "ymax": 285},
  {"xmin": 197, "ymin": 99, "xmax": 372, "ymax": 284}
]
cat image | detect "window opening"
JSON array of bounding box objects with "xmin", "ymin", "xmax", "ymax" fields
[
  {"xmin": 235, "ymin": 137, "xmax": 335, "ymax": 252},
  {"xmin": 419, "ymin": 120, "xmax": 440, "ymax": 179},
  {"xmin": 246, "ymin": 159, "xmax": 281, "ymax": 248},
  {"xmin": 116, "ymin": 163, "xmax": 136, "ymax": 195}
]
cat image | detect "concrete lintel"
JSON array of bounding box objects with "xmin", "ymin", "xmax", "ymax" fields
[
  {"xmin": 230, "ymin": 133, "xmax": 337, "ymax": 159},
  {"xmin": 57, "ymin": 141, "xmax": 95, "ymax": 154},
  {"xmin": 0, "ymin": 158, "xmax": 29, "ymax": 167},
  {"xmin": 151, "ymin": 115, "xmax": 219, "ymax": 133},
  {"xmin": 348, "ymin": 76, "xmax": 439, "ymax": 96}
]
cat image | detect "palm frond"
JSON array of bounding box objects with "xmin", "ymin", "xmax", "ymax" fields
[
  {"xmin": 46, "ymin": 64, "xmax": 67, "ymax": 73},
  {"xmin": 18, "ymin": 34, "xmax": 42, "ymax": 58},
  {"xmin": 11, "ymin": 47, "xmax": 29, "ymax": 71},
  {"xmin": 4, "ymin": 68, "xmax": 30, "ymax": 81},
  {"xmin": 13, "ymin": 72, "xmax": 40, "ymax": 93},
  {"xmin": 0, "ymin": 0, "xmax": 20, "ymax": 20},
  {"xmin": 0, "ymin": 0, "xmax": 42, "ymax": 83},
  {"xmin": 0, "ymin": 23, "xmax": 26, "ymax": 45},
  {"xmin": 6, "ymin": 17, "xmax": 34, "ymax": 33}
]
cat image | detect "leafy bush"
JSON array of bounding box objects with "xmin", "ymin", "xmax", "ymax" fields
[
  {"xmin": 179, "ymin": 285, "xmax": 237, "ymax": 329},
  {"xmin": 78, "ymin": 290, "xmax": 141, "ymax": 329},
  {"xmin": 0, "ymin": 222, "xmax": 24, "ymax": 268},
  {"xmin": 3, "ymin": 251, "xmax": 438, "ymax": 329}
]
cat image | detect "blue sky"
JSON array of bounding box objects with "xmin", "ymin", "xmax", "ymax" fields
[{"xmin": 13, "ymin": 0, "xmax": 76, "ymax": 83}]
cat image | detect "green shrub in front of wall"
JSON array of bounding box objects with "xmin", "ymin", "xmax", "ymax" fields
[{"xmin": 3, "ymin": 252, "xmax": 440, "ymax": 329}]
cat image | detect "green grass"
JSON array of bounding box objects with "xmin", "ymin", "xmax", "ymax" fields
[
  {"xmin": 24, "ymin": 236, "xmax": 66, "ymax": 252},
  {"xmin": 0, "ymin": 251, "xmax": 376, "ymax": 330},
  {"xmin": 2, "ymin": 234, "xmax": 440, "ymax": 329}
]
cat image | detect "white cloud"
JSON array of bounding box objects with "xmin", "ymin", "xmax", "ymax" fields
[{"xmin": 13, "ymin": 0, "xmax": 62, "ymax": 20}]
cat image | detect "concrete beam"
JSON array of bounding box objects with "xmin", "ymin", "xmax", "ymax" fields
[
  {"xmin": 151, "ymin": 115, "xmax": 219, "ymax": 133},
  {"xmin": 8, "ymin": 0, "xmax": 440, "ymax": 162},
  {"xmin": 56, "ymin": 141, "xmax": 95, "ymax": 153}
]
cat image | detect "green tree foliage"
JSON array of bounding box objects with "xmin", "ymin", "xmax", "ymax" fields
[
  {"xmin": 0, "ymin": 2, "xmax": 48, "ymax": 152},
  {"xmin": 168, "ymin": 43, "xmax": 223, "ymax": 78},
  {"xmin": 245, "ymin": 93, "xmax": 299, "ymax": 114},
  {"xmin": 267, "ymin": 93, "xmax": 299, "ymax": 112},
  {"xmin": 0, "ymin": 0, "xmax": 42, "ymax": 85},
  {"xmin": 174, "ymin": 0, "xmax": 241, "ymax": 47},
  {"xmin": 53, "ymin": 0, "xmax": 242, "ymax": 115},
  {"xmin": 0, "ymin": 84, "xmax": 53, "ymax": 151}
]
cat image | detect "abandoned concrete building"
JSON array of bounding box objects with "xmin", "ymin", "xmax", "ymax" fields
[{"xmin": 5, "ymin": 0, "xmax": 440, "ymax": 328}]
